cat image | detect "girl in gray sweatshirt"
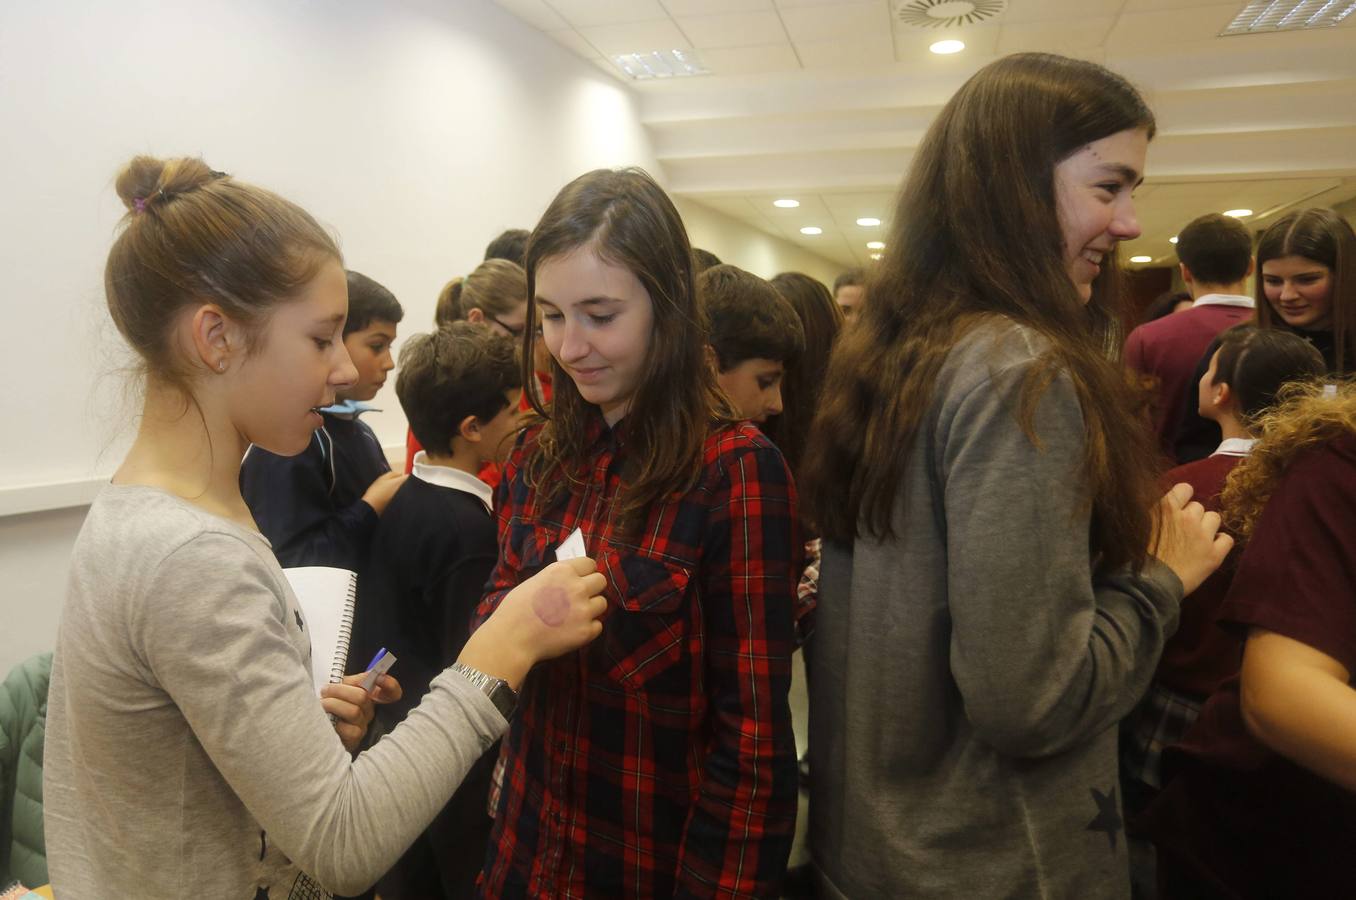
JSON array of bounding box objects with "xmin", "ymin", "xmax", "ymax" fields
[
  {"xmin": 44, "ymin": 155, "xmax": 609, "ymax": 899},
  {"xmin": 799, "ymin": 53, "xmax": 1233, "ymax": 899}
]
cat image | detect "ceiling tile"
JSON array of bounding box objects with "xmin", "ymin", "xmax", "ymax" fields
[
  {"xmin": 1106, "ymin": 4, "xmax": 1243, "ymax": 48},
  {"xmin": 663, "ymin": 0, "xmax": 774, "ymax": 13},
  {"xmin": 577, "ymin": 20, "xmax": 693, "ymax": 56},
  {"xmin": 1121, "ymin": 0, "xmax": 1251, "ymax": 8},
  {"xmin": 547, "ymin": 29, "xmax": 603, "ymax": 59},
  {"xmin": 547, "ymin": 0, "xmax": 671, "ymax": 28},
  {"xmin": 821, "ymin": 190, "xmax": 896, "ymax": 224},
  {"xmin": 691, "ymin": 196, "xmax": 762, "ymax": 218},
  {"xmin": 676, "ymin": 10, "xmax": 788, "ymax": 48},
  {"xmin": 587, "ymin": 56, "xmax": 630, "ymax": 80},
  {"xmin": 996, "ymin": 17, "xmax": 1115, "ymax": 53},
  {"xmin": 494, "ymin": 0, "xmax": 569, "ymax": 31},
  {"xmin": 1001, "ymin": 0, "xmax": 1128, "ymax": 24},
  {"xmin": 797, "ymin": 32, "xmax": 896, "ymax": 67},
  {"xmin": 779, "ymin": 2, "xmax": 892, "ymax": 43},
  {"xmin": 699, "ymin": 43, "xmax": 803, "ymax": 75},
  {"xmin": 776, "ymin": 0, "xmax": 883, "ymax": 7}
]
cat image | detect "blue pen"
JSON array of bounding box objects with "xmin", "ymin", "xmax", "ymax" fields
[{"xmin": 366, "ymin": 647, "xmax": 388, "ymax": 670}]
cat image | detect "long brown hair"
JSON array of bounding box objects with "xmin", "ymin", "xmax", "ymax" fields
[
  {"xmin": 802, "ymin": 53, "xmax": 1161, "ymax": 572},
  {"xmin": 1222, "ymin": 379, "xmax": 1356, "ymax": 538},
  {"xmin": 765, "ymin": 272, "xmax": 844, "ymax": 479},
  {"xmin": 520, "ymin": 168, "xmax": 733, "ymax": 523},
  {"xmin": 1254, "ymin": 207, "xmax": 1356, "ymax": 374}
]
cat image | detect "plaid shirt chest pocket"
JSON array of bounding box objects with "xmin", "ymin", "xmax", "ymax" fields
[{"xmin": 595, "ymin": 546, "xmax": 696, "ymax": 692}]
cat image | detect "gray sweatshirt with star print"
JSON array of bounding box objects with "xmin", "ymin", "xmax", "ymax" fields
[{"xmin": 808, "ymin": 320, "xmax": 1181, "ymax": 898}]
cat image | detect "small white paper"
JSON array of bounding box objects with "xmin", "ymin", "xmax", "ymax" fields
[
  {"xmin": 359, "ymin": 651, "xmax": 397, "ymax": 693},
  {"xmin": 556, "ymin": 527, "xmax": 586, "ymax": 561}
]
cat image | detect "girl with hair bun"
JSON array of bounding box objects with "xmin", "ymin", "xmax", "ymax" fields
[
  {"xmin": 410, "ymin": 258, "xmax": 546, "ymax": 475},
  {"xmin": 43, "ymin": 156, "xmax": 608, "ymax": 899},
  {"xmin": 1254, "ymin": 206, "xmax": 1356, "ymax": 375},
  {"xmin": 800, "ymin": 53, "xmax": 1232, "ymax": 897},
  {"xmin": 436, "ymin": 258, "xmax": 531, "ymax": 337}
]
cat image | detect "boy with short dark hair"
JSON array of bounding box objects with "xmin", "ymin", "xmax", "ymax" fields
[
  {"xmin": 701, "ymin": 264, "xmax": 805, "ymax": 424},
  {"xmin": 241, "ymin": 269, "xmax": 407, "ymax": 568},
  {"xmin": 832, "ymin": 267, "xmax": 866, "ymax": 322},
  {"xmin": 350, "ymin": 320, "xmax": 523, "ymax": 900},
  {"xmin": 483, "ymin": 228, "xmax": 529, "ymax": 266},
  {"xmin": 1124, "ymin": 213, "xmax": 1256, "ymax": 458}
]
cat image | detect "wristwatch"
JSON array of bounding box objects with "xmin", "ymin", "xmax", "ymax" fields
[{"xmin": 451, "ymin": 662, "xmax": 518, "ymax": 720}]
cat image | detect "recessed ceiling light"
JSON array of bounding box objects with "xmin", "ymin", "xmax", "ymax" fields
[
  {"xmin": 856, "ymin": 217, "xmax": 881, "ymax": 227},
  {"xmin": 773, "ymin": 198, "xmax": 800, "ymax": 209},
  {"xmin": 870, "ymin": 253, "xmax": 883, "ymax": 260},
  {"xmin": 930, "ymin": 39, "xmax": 966, "ymax": 54},
  {"xmin": 1130, "ymin": 255, "xmax": 1153, "ymax": 263},
  {"xmin": 800, "ymin": 226, "xmax": 823, "ymax": 235},
  {"xmin": 1224, "ymin": 208, "xmax": 1253, "ymax": 218},
  {"xmin": 612, "ymin": 49, "xmax": 708, "ymax": 80},
  {"xmin": 1169, "ymin": 236, "xmax": 1178, "ymax": 244},
  {"xmin": 867, "ymin": 241, "xmax": 885, "ymax": 250}
]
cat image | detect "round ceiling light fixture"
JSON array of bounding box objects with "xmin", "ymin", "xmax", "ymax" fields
[
  {"xmin": 773, "ymin": 198, "xmax": 800, "ymax": 208},
  {"xmin": 856, "ymin": 217, "xmax": 881, "ymax": 226},
  {"xmin": 1130, "ymin": 255, "xmax": 1153, "ymax": 264},
  {"xmin": 1224, "ymin": 208, "xmax": 1253, "ymax": 218},
  {"xmin": 800, "ymin": 226, "xmax": 823, "ymax": 235},
  {"xmin": 930, "ymin": 39, "xmax": 966, "ymax": 54},
  {"xmin": 867, "ymin": 241, "xmax": 886, "ymax": 250}
]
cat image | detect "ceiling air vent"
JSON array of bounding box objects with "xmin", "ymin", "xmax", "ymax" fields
[
  {"xmin": 895, "ymin": 0, "xmax": 1006, "ymax": 29},
  {"xmin": 1220, "ymin": 0, "xmax": 1356, "ymax": 35}
]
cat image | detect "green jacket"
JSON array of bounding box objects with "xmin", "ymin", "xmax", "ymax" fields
[{"xmin": 0, "ymin": 652, "xmax": 51, "ymax": 888}]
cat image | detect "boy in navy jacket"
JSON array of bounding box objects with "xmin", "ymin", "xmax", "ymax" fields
[
  {"xmin": 350, "ymin": 321, "xmax": 523, "ymax": 899},
  {"xmin": 241, "ymin": 270, "xmax": 406, "ymax": 568}
]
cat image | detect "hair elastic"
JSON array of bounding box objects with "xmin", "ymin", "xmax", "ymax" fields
[{"xmin": 133, "ymin": 197, "xmax": 146, "ymax": 213}]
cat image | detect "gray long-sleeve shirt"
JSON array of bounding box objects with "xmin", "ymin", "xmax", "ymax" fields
[
  {"xmin": 43, "ymin": 484, "xmax": 507, "ymax": 898},
  {"xmin": 809, "ymin": 321, "xmax": 1181, "ymax": 898}
]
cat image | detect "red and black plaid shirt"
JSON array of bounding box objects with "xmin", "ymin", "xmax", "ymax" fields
[{"xmin": 475, "ymin": 412, "xmax": 801, "ymax": 898}]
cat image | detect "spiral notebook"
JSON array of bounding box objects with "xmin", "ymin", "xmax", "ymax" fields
[{"xmin": 283, "ymin": 566, "xmax": 358, "ymax": 693}]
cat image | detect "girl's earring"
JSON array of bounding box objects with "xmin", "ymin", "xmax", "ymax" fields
[{"xmin": 218, "ymin": 360, "xmax": 227, "ymax": 372}]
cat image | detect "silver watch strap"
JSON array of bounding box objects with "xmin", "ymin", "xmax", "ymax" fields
[{"xmin": 451, "ymin": 662, "xmax": 516, "ymax": 718}]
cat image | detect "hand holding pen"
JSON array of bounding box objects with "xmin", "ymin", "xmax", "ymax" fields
[{"xmin": 323, "ymin": 647, "xmax": 403, "ymax": 753}]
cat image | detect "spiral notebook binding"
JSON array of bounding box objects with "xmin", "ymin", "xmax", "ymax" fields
[{"xmin": 330, "ymin": 576, "xmax": 358, "ymax": 685}]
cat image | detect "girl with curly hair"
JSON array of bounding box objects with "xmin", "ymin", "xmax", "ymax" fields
[{"xmin": 1149, "ymin": 379, "xmax": 1356, "ymax": 898}]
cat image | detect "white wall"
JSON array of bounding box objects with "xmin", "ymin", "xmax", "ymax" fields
[
  {"xmin": 0, "ymin": 0, "xmax": 664, "ymax": 675},
  {"xmin": 676, "ymin": 198, "xmax": 846, "ymax": 288},
  {"xmin": 0, "ymin": 0, "xmax": 851, "ymax": 676}
]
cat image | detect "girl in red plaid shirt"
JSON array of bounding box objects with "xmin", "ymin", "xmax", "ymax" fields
[{"xmin": 473, "ymin": 168, "xmax": 802, "ymax": 898}]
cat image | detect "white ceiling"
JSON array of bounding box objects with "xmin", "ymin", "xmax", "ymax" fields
[{"xmin": 495, "ymin": 0, "xmax": 1356, "ymax": 269}]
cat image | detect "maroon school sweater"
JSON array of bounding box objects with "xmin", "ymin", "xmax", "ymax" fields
[
  {"xmin": 1124, "ymin": 302, "xmax": 1253, "ymax": 457},
  {"xmin": 1156, "ymin": 452, "xmax": 1244, "ymax": 698}
]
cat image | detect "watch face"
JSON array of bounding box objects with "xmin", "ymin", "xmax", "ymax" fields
[{"xmin": 489, "ymin": 682, "xmax": 517, "ymax": 719}]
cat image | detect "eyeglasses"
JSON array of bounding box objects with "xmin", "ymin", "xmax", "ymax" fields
[{"xmin": 489, "ymin": 315, "xmax": 527, "ymax": 339}]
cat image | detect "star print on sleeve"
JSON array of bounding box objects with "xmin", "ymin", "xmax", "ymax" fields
[
  {"xmin": 1087, "ymin": 786, "xmax": 1124, "ymax": 851},
  {"xmin": 294, "ymin": 609, "xmax": 304, "ymax": 631}
]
